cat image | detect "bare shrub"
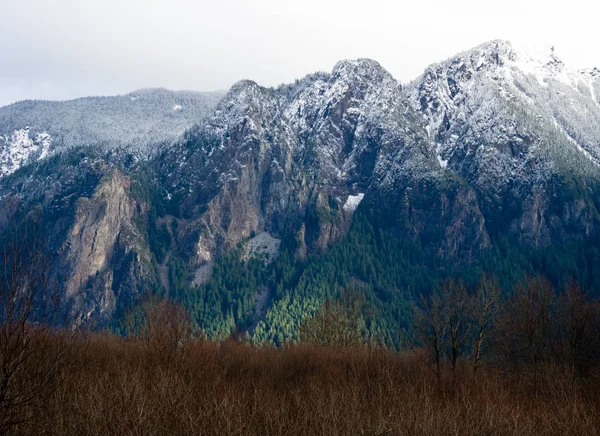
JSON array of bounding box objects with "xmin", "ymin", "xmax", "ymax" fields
[{"xmin": 0, "ymin": 210, "xmax": 69, "ymax": 434}]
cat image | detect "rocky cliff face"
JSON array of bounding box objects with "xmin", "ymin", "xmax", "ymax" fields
[
  {"xmin": 407, "ymin": 40, "xmax": 600, "ymax": 246},
  {"xmin": 157, "ymin": 59, "xmax": 474, "ymax": 269},
  {"xmin": 0, "ymin": 152, "xmax": 158, "ymax": 326},
  {"xmin": 58, "ymin": 168, "xmax": 155, "ymax": 325}
]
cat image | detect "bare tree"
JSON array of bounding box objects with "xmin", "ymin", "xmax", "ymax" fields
[
  {"xmin": 440, "ymin": 278, "xmax": 472, "ymax": 374},
  {"xmin": 122, "ymin": 297, "xmax": 195, "ymax": 362},
  {"xmin": 558, "ymin": 280, "xmax": 599, "ymax": 381},
  {"xmin": 415, "ymin": 291, "xmax": 447, "ymax": 382},
  {"xmin": 0, "ymin": 209, "xmax": 67, "ymax": 434},
  {"xmin": 497, "ymin": 275, "xmax": 556, "ymax": 391},
  {"xmin": 471, "ymin": 274, "xmax": 500, "ymax": 375}
]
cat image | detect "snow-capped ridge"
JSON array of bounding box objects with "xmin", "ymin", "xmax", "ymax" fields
[
  {"xmin": 420, "ymin": 39, "xmax": 579, "ymax": 87},
  {"xmin": 580, "ymin": 67, "xmax": 600, "ymax": 79},
  {"xmin": 0, "ymin": 88, "xmax": 223, "ymax": 177},
  {"xmin": 408, "ymin": 38, "xmax": 600, "ymax": 194},
  {"xmin": 332, "ymin": 58, "xmax": 394, "ymax": 84},
  {"xmin": 228, "ymin": 79, "xmax": 263, "ymax": 94},
  {"xmin": 217, "ymin": 80, "xmax": 270, "ymax": 113}
]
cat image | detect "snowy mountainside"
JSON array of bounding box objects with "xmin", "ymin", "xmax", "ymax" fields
[
  {"xmin": 0, "ymin": 88, "xmax": 223, "ymax": 176},
  {"xmin": 169, "ymin": 58, "xmax": 438, "ymax": 199},
  {"xmin": 0, "ymin": 127, "xmax": 51, "ymax": 176},
  {"xmin": 408, "ymin": 40, "xmax": 600, "ymax": 185},
  {"xmin": 408, "ymin": 39, "xmax": 600, "ymax": 244},
  {"xmin": 278, "ymin": 59, "xmax": 438, "ymax": 187},
  {"xmin": 156, "ymin": 58, "xmax": 484, "ymax": 269}
]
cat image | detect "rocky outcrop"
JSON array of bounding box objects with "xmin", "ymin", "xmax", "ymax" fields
[
  {"xmin": 371, "ymin": 176, "xmax": 490, "ymax": 261},
  {"xmin": 408, "ymin": 40, "xmax": 600, "ymax": 249},
  {"xmin": 509, "ymin": 179, "xmax": 596, "ymax": 247},
  {"xmin": 58, "ymin": 168, "xmax": 155, "ymax": 324},
  {"xmin": 161, "ymin": 59, "xmax": 440, "ymax": 267}
]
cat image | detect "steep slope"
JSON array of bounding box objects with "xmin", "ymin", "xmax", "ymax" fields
[
  {"xmin": 0, "ymin": 88, "xmax": 223, "ymax": 176},
  {"xmin": 408, "ymin": 40, "xmax": 600, "ymax": 245},
  {"xmin": 154, "ymin": 59, "xmax": 488, "ymax": 272},
  {"xmin": 59, "ymin": 168, "xmax": 155, "ymax": 325},
  {"xmin": 0, "ymin": 149, "xmax": 159, "ymax": 327}
]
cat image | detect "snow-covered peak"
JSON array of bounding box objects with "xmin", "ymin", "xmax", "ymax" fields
[
  {"xmin": 411, "ymin": 39, "xmax": 599, "ymax": 122},
  {"xmin": 510, "ymin": 41, "xmax": 560, "ymax": 65},
  {"xmin": 430, "ymin": 39, "xmax": 586, "ymax": 88},
  {"xmin": 579, "ymin": 67, "xmax": 600, "ymax": 79},
  {"xmin": 477, "ymin": 40, "xmax": 563, "ymax": 67},
  {"xmin": 509, "ymin": 42, "xmax": 576, "ymax": 86},
  {"xmin": 332, "ymin": 58, "xmax": 392, "ymax": 83},
  {"xmin": 227, "ymin": 79, "xmax": 262, "ymax": 96},
  {"xmin": 408, "ymin": 39, "xmax": 600, "ymax": 189},
  {"xmin": 213, "ymin": 79, "xmax": 278, "ymax": 131},
  {"xmin": 218, "ymin": 80, "xmax": 268, "ymax": 109}
]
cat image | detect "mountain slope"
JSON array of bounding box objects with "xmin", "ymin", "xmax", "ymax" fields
[
  {"xmin": 408, "ymin": 40, "xmax": 600, "ymax": 245},
  {"xmin": 0, "ymin": 88, "xmax": 223, "ymax": 176},
  {"xmin": 1, "ymin": 41, "xmax": 600, "ymax": 342},
  {"xmin": 154, "ymin": 59, "xmax": 487, "ymax": 269}
]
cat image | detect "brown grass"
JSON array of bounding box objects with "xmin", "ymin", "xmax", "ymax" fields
[{"xmin": 7, "ymin": 334, "xmax": 599, "ymax": 436}]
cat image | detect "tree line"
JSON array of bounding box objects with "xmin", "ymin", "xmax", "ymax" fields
[{"xmin": 412, "ymin": 275, "xmax": 600, "ymax": 390}]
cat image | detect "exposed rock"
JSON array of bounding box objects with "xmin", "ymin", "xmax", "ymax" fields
[
  {"xmin": 193, "ymin": 262, "xmax": 214, "ymax": 287},
  {"xmin": 59, "ymin": 168, "xmax": 155, "ymax": 324},
  {"xmin": 242, "ymin": 232, "xmax": 281, "ymax": 265},
  {"xmin": 408, "ymin": 39, "xmax": 600, "ymax": 248}
]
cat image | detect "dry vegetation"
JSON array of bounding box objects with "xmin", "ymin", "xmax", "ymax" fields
[
  {"xmin": 3, "ymin": 276, "xmax": 600, "ymax": 435},
  {"xmin": 3, "ymin": 335, "xmax": 598, "ymax": 436},
  {"xmin": 2, "ymin": 217, "xmax": 600, "ymax": 435}
]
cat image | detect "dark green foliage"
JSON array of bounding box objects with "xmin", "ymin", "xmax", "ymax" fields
[
  {"xmin": 253, "ymin": 212, "xmax": 427, "ymax": 348},
  {"xmin": 148, "ymin": 214, "xmax": 171, "ymax": 264},
  {"xmin": 44, "ymin": 156, "xmax": 600, "ymax": 348},
  {"xmin": 174, "ymin": 251, "xmax": 270, "ymax": 339},
  {"xmin": 205, "ymin": 203, "xmax": 600, "ymax": 349},
  {"xmin": 108, "ymin": 187, "xmax": 600, "ymax": 349}
]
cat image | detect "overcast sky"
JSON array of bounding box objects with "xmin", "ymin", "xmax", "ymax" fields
[{"xmin": 0, "ymin": 0, "xmax": 598, "ymax": 107}]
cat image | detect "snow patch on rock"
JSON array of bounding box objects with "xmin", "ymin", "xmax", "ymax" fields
[
  {"xmin": 588, "ymin": 76, "xmax": 599, "ymax": 106},
  {"xmin": 36, "ymin": 132, "xmax": 51, "ymax": 159},
  {"xmin": 437, "ymin": 154, "xmax": 448, "ymax": 168},
  {"xmin": 343, "ymin": 193, "xmax": 365, "ymax": 212}
]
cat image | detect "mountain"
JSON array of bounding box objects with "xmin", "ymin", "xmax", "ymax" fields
[
  {"xmin": 1, "ymin": 40, "xmax": 600, "ymax": 344},
  {"xmin": 407, "ymin": 40, "xmax": 600, "ymax": 246},
  {"xmin": 155, "ymin": 59, "xmax": 483, "ymax": 265},
  {"xmin": 0, "ymin": 88, "xmax": 223, "ymax": 176}
]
